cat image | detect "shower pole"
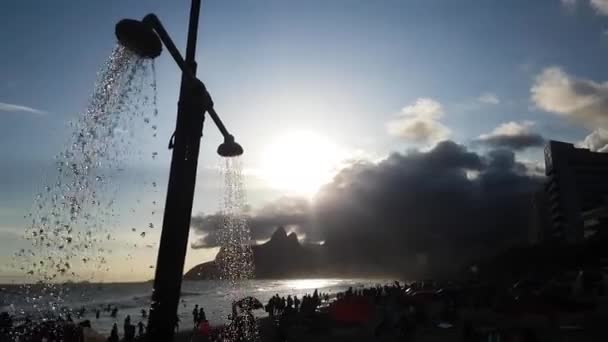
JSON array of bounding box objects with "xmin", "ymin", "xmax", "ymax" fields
[{"xmin": 146, "ymin": 0, "xmax": 204, "ymax": 341}]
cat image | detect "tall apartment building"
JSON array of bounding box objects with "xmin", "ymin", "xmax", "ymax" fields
[{"xmin": 543, "ymin": 140, "xmax": 608, "ymax": 242}]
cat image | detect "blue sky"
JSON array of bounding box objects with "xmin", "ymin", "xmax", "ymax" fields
[{"xmin": 2, "ymin": 0, "xmax": 608, "ymax": 281}]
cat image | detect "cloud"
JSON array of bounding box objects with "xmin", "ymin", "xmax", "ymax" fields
[
  {"xmin": 386, "ymin": 98, "xmax": 451, "ymax": 144},
  {"xmin": 192, "ymin": 141, "xmax": 542, "ymax": 276},
  {"xmin": 591, "ymin": 0, "xmax": 608, "ymax": 15},
  {"xmin": 578, "ymin": 128, "xmax": 608, "ymax": 152},
  {"xmin": 563, "ymin": 0, "xmax": 608, "ymax": 15},
  {"xmin": 316, "ymin": 142, "xmax": 541, "ymax": 275},
  {"xmin": 401, "ymin": 98, "xmax": 444, "ymax": 118},
  {"xmin": 531, "ymin": 67, "xmax": 608, "ymax": 128},
  {"xmin": 386, "ymin": 119, "xmax": 451, "ymax": 144},
  {"xmin": 0, "ymin": 102, "xmax": 46, "ymax": 115},
  {"xmin": 478, "ymin": 92, "xmax": 500, "ymax": 105},
  {"xmin": 191, "ymin": 197, "xmax": 314, "ymax": 248},
  {"xmin": 475, "ymin": 121, "xmax": 545, "ymax": 150}
]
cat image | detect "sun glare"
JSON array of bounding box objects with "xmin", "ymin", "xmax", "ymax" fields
[
  {"xmin": 283, "ymin": 279, "xmax": 339, "ymax": 290},
  {"xmin": 260, "ymin": 131, "xmax": 347, "ymax": 196}
]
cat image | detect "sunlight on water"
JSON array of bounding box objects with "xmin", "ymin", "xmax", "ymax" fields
[
  {"xmin": 282, "ymin": 278, "xmax": 340, "ymax": 290},
  {"xmin": 10, "ymin": 45, "xmax": 160, "ymax": 330}
]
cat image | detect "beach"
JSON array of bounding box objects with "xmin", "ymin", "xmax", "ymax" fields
[
  {"xmin": 1, "ymin": 279, "xmax": 389, "ymax": 336},
  {"xmin": 3, "ymin": 278, "xmax": 608, "ymax": 341}
]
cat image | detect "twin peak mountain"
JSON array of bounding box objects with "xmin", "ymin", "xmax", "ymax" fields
[{"xmin": 184, "ymin": 226, "xmax": 325, "ymax": 279}]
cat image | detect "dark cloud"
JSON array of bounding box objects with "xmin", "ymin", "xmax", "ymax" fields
[
  {"xmin": 475, "ymin": 121, "xmax": 545, "ymax": 150},
  {"xmin": 191, "ymin": 197, "xmax": 313, "ymax": 248},
  {"xmin": 476, "ymin": 133, "xmax": 544, "ymax": 150},
  {"xmin": 191, "ymin": 141, "xmax": 543, "ymax": 277}
]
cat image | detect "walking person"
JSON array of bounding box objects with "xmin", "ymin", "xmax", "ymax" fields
[{"xmin": 192, "ymin": 304, "xmax": 199, "ymax": 326}]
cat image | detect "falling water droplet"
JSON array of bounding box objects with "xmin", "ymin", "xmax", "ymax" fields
[{"xmin": 16, "ymin": 45, "xmax": 162, "ymax": 329}]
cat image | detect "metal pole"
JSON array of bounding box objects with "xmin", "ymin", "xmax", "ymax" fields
[
  {"xmin": 185, "ymin": 0, "xmax": 201, "ymax": 65},
  {"xmin": 147, "ymin": 0, "xmax": 203, "ymax": 341}
]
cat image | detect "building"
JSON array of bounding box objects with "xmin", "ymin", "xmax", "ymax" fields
[
  {"xmin": 543, "ymin": 140, "xmax": 608, "ymax": 242},
  {"xmin": 582, "ymin": 205, "xmax": 608, "ymax": 240},
  {"xmin": 529, "ymin": 188, "xmax": 550, "ymax": 244}
]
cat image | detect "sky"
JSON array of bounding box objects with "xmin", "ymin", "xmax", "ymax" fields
[{"xmin": 2, "ymin": 0, "xmax": 608, "ymax": 282}]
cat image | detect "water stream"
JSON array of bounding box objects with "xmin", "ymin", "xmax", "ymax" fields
[
  {"xmin": 14, "ymin": 45, "xmax": 160, "ymax": 321},
  {"xmin": 218, "ymin": 158, "xmax": 254, "ymax": 284},
  {"xmin": 11, "ymin": 44, "xmax": 258, "ymax": 341},
  {"xmin": 217, "ymin": 157, "xmax": 258, "ymax": 341}
]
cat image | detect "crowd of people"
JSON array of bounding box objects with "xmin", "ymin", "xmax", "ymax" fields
[
  {"xmin": 0, "ymin": 283, "xmax": 451, "ymax": 341},
  {"xmin": 0, "ymin": 303, "xmax": 153, "ymax": 342},
  {"xmin": 264, "ymin": 289, "xmax": 331, "ymax": 318},
  {"xmin": 106, "ymin": 313, "xmax": 148, "ymax": 342},
  {"xmin": 254, "ymin": 282, "xmax": 461, "ymax": 341}
]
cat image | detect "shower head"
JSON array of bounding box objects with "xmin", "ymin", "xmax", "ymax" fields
[
  {"xmin": 217, "ymin": 135, "xmax": 244, "ymax": 157},
  {"xmin": 115, "ymin": 18, "xmax": 162, "ymax": 59}
]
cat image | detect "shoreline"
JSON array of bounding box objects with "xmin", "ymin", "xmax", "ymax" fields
[{"xmin": 3, "ymin": 279, "xmax": 608, "ymax": 341}]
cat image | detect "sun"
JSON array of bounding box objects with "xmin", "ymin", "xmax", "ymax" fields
[{"xmin": 260, "ymin": 131, "xmax": 347, "ymax": 196}]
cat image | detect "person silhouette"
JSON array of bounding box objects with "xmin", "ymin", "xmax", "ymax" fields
[
  {"xmin": 192, "ymin": 304, "xmax": 199, "ymax": 325},
  {"xmin": 198, "ymin": 307, "xmax": 206, "ymax": 322},
  {"xmin": 109, "ymin": 323, "xmax": 119, "ymax": 342},
  {"xmin": 137, "ymin": 321, "xmax": 145, "ymax": 337},
  {"xmin": 124, "ymin": 315, "xmax": 131, "ymax": 331}
]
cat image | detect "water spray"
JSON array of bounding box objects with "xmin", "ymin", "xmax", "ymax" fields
[{"xmin": 115, "ymin": 1, "xmax": 243, "ymax": 340}]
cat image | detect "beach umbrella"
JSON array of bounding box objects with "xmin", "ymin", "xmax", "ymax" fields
[
  {"xmin": 198, "ymin": 320, "xmax": 211, "ymax": 336},
  {"xmin": 235, "ymin": 296, "xmax": 264, "ymax": 310},
  {"xmin": 329, "ymin": 297, "xmax": 373, "ymax": 323}
]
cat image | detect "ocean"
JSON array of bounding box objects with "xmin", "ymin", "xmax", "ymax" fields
[{"xmin": 0, "ymin": 278, "xmax": 392, "ymax": 335}]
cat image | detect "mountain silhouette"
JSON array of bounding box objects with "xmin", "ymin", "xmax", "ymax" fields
[{"xmin": 184, "ymin": 226, "xmax": 324, "ymax": 280}]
